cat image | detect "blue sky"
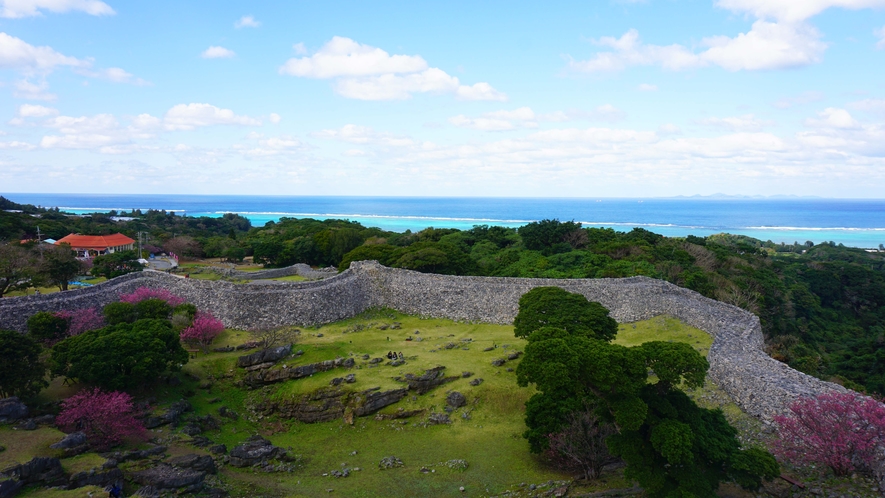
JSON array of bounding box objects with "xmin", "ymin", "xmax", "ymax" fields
[{"xmin": 1, "ymin": 0, "xmax": 885, "ymax": 197}]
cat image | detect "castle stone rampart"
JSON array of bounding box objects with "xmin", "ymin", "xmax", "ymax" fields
[{"xmin": 0, "ymin": 260, "xmax": 843, "ymax": 422}]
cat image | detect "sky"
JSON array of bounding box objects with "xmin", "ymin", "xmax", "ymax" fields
[{"xmin": 1, "ymin": 0, "xmax": 885, "ymax": 198}]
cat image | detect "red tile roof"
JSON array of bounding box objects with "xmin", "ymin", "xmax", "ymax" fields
[{"xmin": 55, "ymin": 233, "xmax": 135, "ymax": 250}]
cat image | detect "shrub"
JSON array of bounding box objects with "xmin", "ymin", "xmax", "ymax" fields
[
  {"xmin": 0, "ymin": 329, "xmax": 47, "ymax": 399},
  {"xmin": 179, "ymin": 312, "xmax": 224, "ymax": 350},
  {"xmin": 50, "ymin": 319, "xmax": 189, "ymax": 390},
  {"xmin": 54, "ymin": 308, "xmax": 105, "ymax": 337},
  {"xmin": 55, "ymin": 388, "xmax": 146, "ymax": 449},
  {"xmin": 27, "ymin": 311, "xmax": 69, "ymax": 344},
  {"xmin": 103, "ymin": 302, "xmax": 137, "ymax": 325},
  {"xmin": 134, "ymin": 298, "xmax": 172, "ymax": 320},
  {"xmin": 771, "ymin": 392, "xmax": 885, "ymax": 476},
  {"xmin": 119, "ymin": 287, "xmax": 185, "ymax": 307}
]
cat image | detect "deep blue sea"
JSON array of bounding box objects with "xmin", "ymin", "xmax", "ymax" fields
[{"xmin": 4, "ymin": 193, "xmax": 885, "ymax": 249}]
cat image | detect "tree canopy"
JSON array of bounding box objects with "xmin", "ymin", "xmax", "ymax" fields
[
  {"xmin": 0, "ymin": 329, "xmax": 47, "ymax": 399},
  {"xmin": 513, "ymin": 286, "xmax": 618, "ymax": 341}
]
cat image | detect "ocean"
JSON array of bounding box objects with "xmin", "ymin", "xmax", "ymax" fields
[{"xmin": 4, "ymin": 193, "xmax": 885, "ymax": 249}]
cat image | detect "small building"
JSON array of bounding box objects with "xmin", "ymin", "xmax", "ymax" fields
[{"xmin": 55, "ymin": 233, "xmax": 136, "ymax": 259}]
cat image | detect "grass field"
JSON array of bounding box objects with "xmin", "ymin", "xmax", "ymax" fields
[{"xmin": 0, "ymin": 311, "xmax": 775, "ymax": 497}]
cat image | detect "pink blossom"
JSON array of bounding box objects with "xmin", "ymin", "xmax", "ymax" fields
[
  {"xmin": 771, "ymin": 392, "xmax": 885, "ymax": 476},
  {"xmin": 119, "ymin": 286, "xmax": 185, "ymax": 307},
  {"xmin": 180, "ymin": 311, "xmax": 224, "ymax": 349},
  {"xmin": 54, "ymin": 308, "xmax": 105, "ymax": 336},
  {"xmin": 55, "ymin": 388, "xmax": 146, "ymax": 450}
]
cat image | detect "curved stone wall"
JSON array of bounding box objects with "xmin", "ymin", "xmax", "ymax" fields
[
  {"xmin": 211, "ymin": 263, "xmax": 337, "ymax": 280},
  {"xmin": 0, "ymin": 260, "xmax": 842, "ymax": 422}
]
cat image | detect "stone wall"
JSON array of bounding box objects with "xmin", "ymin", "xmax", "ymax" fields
[
  {"xmin": 212, "ymin": 263, "xmax": 337, "ymax": 280},
  {"xmin": 0, "ymin": 260, "xmax": 843, "ymax": 422}
]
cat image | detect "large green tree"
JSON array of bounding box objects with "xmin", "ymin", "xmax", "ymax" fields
[
  {"xmin": 515, "ymin": 290, "xmax": 778, "ymax": 496},
  {"xmin": 0, "ymin": 329, "xmax": 47, "ymax": 399},
  {"xmin": 42, "ymin": 243, "xmax": 82, "ymax": 291},
  {"xmin": 49, "ymin": 319, "xmax": 188, "ymax": 390},
  {"xmin": 91, "ymin": 250, "xmax": 144, "ymax": 279},
  {"xmin": 513, "ymin": 286, "xmax": 618, "ymax": 341},
  {"xmin": 0, "ymin": 243, "xmax": 40, "ymax": 297}
]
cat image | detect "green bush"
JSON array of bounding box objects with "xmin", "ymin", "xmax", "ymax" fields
[
  {"xmin": 103, "ymin": 302, "xmax": 137, "ymax": 325},
  {"xmin": 26, "ymin": 311, "xmax": 68, "ymax": 344},
  {"xmin": 134, "ymin": 298, "xmax": 172, "ymax": 320},
  {"xmin": 0, "ymin": 329, "xmax": 47, "ymax": 398}
]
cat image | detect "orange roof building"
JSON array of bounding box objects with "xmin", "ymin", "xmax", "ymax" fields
[{"xmin": 55, "ymin": 233, "xmax": 135, "ymax": 258}]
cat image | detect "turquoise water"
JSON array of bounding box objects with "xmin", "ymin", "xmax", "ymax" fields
[{"xmin": 4, "ymin": 193, "xmax": 885, "ymax": 249}]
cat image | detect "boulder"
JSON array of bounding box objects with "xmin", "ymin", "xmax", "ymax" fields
[
  {"xmin": 243, "ymin": 357, "xmax": 355, "ymax": 388},
  {"xmin": 0, "ymin": 479, "xmax": 22, "ymax": 498},
  {"xmin": 237, "ymin": 344, "xmax": 292, "ymax": 368},
  {"xmin": 50, "ymin": 432, "xmax": 87, "ymax": 450},
  {"xmin": 427, "ymin": 412, "xmax": 452, "ymax": 425},
  {"xmin": 0, "ymin": 398, "xmax": 28, "ymax": 423},
  {"xmin": 167, "ymin": 454, "xmax": 217, "ymax": 474},
  {"xmin": 104, "ymin": 445, "xmax": 167, "ymax": 463},
  {"xmin": 67, "ymin": 467, "xmax": 123, "ymax": 489},
  {"xmin": 398, "ymin": 366, "xmax": 459, "ymax": 394},
  {"xmin": 352, "ymin": 389, "xmax": 408, "ymax": 417},
  {"xmin": 446, "ymin": 391, "xmax": 467, "ymax": 409},
  {"xmin": 0, "ymin": 457, "xmax": 66, "ymax": 487},
  {"xmin": 379, "ymin": 456, "xmax": 403, "ymax": 470},
  {"xmin": 131, "ymin": 464, "xmax": 205, "ymax": 493},
  {"xmin": 143, "ymin": 400, "xmax": 192, "ymax": 429},
  {"xmin": 469, "ymin": 378, "xmax": 484, "ymax": 386},
  {"xmin": 228, "ymin": 436, "xmax": 284, "ymax": 468}
]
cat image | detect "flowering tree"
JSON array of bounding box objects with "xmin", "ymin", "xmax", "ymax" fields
[
  {"xmin": 54, "ymin": 308, "xmax": 105, "ymax": 336},
  {"xmin": 119, "ymin": 287, "xmax": 185, "ymax": 307},
  {"xmin": 179, "ymin": 312, "xmax": 224, "ymax": 350},
  {"xmin": 771, "ymin": 392, "xmax": 885, "ymax": 476},
  {"xmin": 55, "ymin": 388, "xmax": 146, "ymax": 449}
]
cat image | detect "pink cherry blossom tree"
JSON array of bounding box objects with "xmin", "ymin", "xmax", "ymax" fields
[
  {"xmin": 119, "ymin": 286, "xmax": 185, "ymax": 307},
  {"xmin": 179, "ymin": 312, "xmax": 224, "ymax": 351},
  {"xmin": 54, "ymin": 308, "xmax": 105, "ymax": 336},
  {"xmin": 771, "ymin": 392, "xmax": 885, "ymax": 476},
  {"xmin": 55, "ymin": 388, "xmax": 147, "ymax": 449}
]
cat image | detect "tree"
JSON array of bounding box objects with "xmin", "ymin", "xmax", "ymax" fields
[
  {"xmin": 547, "ymin": 402, "xmax": 619, "ymax": 480},
  {"xmin": 119, "ymin": 287, "xmax": 185, "ymax": 306},
  {"xmin": 27, "ymin": 311, "xmax": 69, "ymax": 344},
  {"xmin": 50, "ymin": 319, "xmax": 189, "ymax": 390},
  {"xmin": 42, "ymin": 243, "xmax": 82, "ymax": 291},
  {"xmin": 250, "ymin": 326, "xmax": 301, "ymax": 350},
  {"xmin": 55, "ymin": 388, "xmax": 146, "ymax": 449},
  {"xmin": 91, "ymin": 250, "xmax": 144, "ymax": 279},
  {"xmin": 103, "ymin": 302, "xmax": 137, "ymax": 325},
  {"xmin": 0, "ymin": 329, "xmax": 47, "ymax": 399},
  {"xmin": 771, "ymin": 392, "xmax": 885, "ymax": 476},
  {"xmin": 53, "ymin": 308, "xmax": 105, "ymax": 336},
  {"xmin": 163, "ymin": 236, "xmax": 202, "ymax": 260},
  {"xmin": 179, "ymin": 312, "xmax": 224, "ymax": 351},
  {"xmin": 514, "ymin": 290, "xmax": 779, "ymax": 495},
  {"xmin": 513, "ymin": 286, "xmax": 618, "ymax": 342},
  {"xmin": 0, "ymin": 243, "xmax": 39, "ymax": 296},
  {"xmin": 518, "ymin": 219, "xmax": 583, "ymax": 253}
]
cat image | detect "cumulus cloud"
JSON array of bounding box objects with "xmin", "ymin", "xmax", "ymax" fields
[
  {"xmin": 201, "ymin": 46, "xmax": 235, "ymax": 59},
  {"xmin": 0, "ymin": 32, "xmax": 87, "ymax": 71},
  {"xmin": 848, "ymin": 98, "xmax": 885, "ymax": 114},
  {"xmin": 292, "ymin": 42, "xmax": 308, "ymax": 55},
  {"xmin": 311, "ymin": 124, "xmax": 415, "ymax": 147},
  {"xmin": 75, "ymin": 66, "xmax": 150, "ymax": 85},
  {"xmin": 163, "ymin": 103, "xmax": 262, "ymax": 130},
  {"xmin": 280, "ymin": 36, "xmax": 506, "ymax": 101},
  {"xmin": 696, "ymin": 114, "xmax": 774, "ymax": 131},
  {"xmin": 876, "ymin": 25, "xmax": 885, "ymax": 49},
  {"xmin": 539, "ymin": 105, "xmax": 626, "ymax": 123},
  {"xmin": 450, "ymin": 107, "xmax": 537, "ymax": 131},
  {"xmin": 0, "ymin": 0, "xmax": 114, "ymax": 18},
  {"xmin": 569, "ymin": 22, "xmax": 826, "ymax": 73},
  {"xmin": 237, "ymin": 136, "xmax": 304, "ymax": 157},
  {"xmin": 17, "ymin": 103, "xmax": 57, "ymax": 117},
  {"xmin": 804, "ymin": 107, "xmax": 860, "ymax": 129},
  {"xmin": 234, "ymin": 15, "xmax": 260, "ymax": 28},
  {"xmin": 716, "ymin": 0, "xmax": 885, "ymax": 23},
  {"xmin": 13, "ymin": 79, "xmax": 55, "ymax": 100},
  {"xmin": 269, "ymin": 113, "xmax": 281, "ymax": 124},
  {"xmin": 40, "ymin": 113, "xmax": 128, "ymax": 149},
  {"xmin": 0, "ymin": 140, "xmax": 35, "ymax": 150}
]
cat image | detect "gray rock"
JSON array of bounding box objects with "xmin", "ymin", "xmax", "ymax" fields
[
  {"xmin": 167, "ymin": 454, "xmax": 217, "ymax": 474},
  {"xmin": 469, "ymin": 378, "xmax": 484, "ymax": 386},
  {"xmin": 131, "ymin": 464, "xmax": 205, "ymax": 493},
  {"xmin": 379, "ymin": 456, "xmax": 403, "ymax": 470},
  {"xmin": 67, "ymin": 467, "xmax": 123, "ymax": 490},
  {"xmin": 209, "ymin": 444, "xmax": 227, "ymax": 455},
  {"xmin": 330, "ymin": 377, "xmax": 343, "ymax": 386},
  {"xmin": 218, "ymin": 406, "xmax": 239, "ymax": 420},
  {"xmin": 228, "ymin": 436, "xmax": 284, "ymax": 468},
  {"xmin": 0, "ymin": 457, "xmax": 65, "ymax": 487},
  {"xmin": 50, "ymin": 432, "xmax": 87, "ymax": 450},
  {"xmin": 446, "ymin": 392, "xmax": 467, "ymax": 409},
  {"xmin": 461, "ymin": 371, "xmax": 473, "ymax": 378},
  {"xmin": 398, "ymin": 366, "xmax": 459, "ymax": 394},
  {"xmin": 344, "ymin": 374, "xmax": 356, "ymax": 383},
  {"xmin": 427, "ymin": 412, "xmax": 451, "ymax": 425},
  {"xmin": 0, "ymin": 398, "xmax": 28, "ymax": 422},
  {"xmin": 237, "ymin": 344, "xmax": 292, "ymax": 368},
  {"xmin": 243, "ymin": 357, "xmax": 355, "ymax": 388},
  {"xmin": 144, "ymin": 400, "xmax": 191, "ymax": 428}
]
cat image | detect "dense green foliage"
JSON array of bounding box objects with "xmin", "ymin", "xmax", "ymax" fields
[
  {"xmin": 515, "ymin": 290, "xmax": 779, "ymax": 495},
  {"xmin": 91, "ymin": 250, "xmax": 144, "ymax": 278},
  {"xmin": 27, "ymin": 311, "xmax": 69, "ymax": 343},
  {"xmin": 49, "ymin": 318, "xmax": 188, "ymax": 390},
  {"xmin": 42, "ymin": 243, "xmax": 82, "ymax": 291},
  {"xmin": 0, "ymin": 329, "xmax": 47, "ymax": 398},
  {"xmin": 514, "ymin": 286, "xmax": 618, "ymax": 341}
]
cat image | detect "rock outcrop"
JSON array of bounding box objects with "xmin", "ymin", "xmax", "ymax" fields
[{"xmin": 243, "ymin": 357, "xmax": 355, "ymax": 388}]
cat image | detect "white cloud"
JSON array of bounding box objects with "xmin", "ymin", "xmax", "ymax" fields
[
  {"xmin": 772, "ymin": 90, "xmax": 824, "ymax": 109},
  {"xmin": 697, "ymin": 114, "xmax": 774, "ymax": 131},
  {"xmin": 716, "ymin": 0, "xmax": 885, "ymax": 23},
  {"xmin": 234, "ymin": 15, "xmax": 260, "ymax": 28},
  {"xmin": 848, "ymin": 98, "xmax": 885, "ymax": 113},
  {"xmin": 658, "ymin": 123, "xmax": 682, "ymax": 135},
  {"xmin": 0, "ymin": 32, "xmax": 87, "ymax": 71},
  {"xmin": 201, "ymin": 46, "xmax": 235, "ymax": 59},
  {"xmin": 569, "ymin": 22, "xmax": 826, "ymax": 73},
  {"xmin": 17, "ymin": 103, "xmax": 57, "ymax": 117},
  {"xmin": 239, "ymin": 136, "xmax": 303, "ymax": 157},
  {"xmin": 292, "ymin": 42, "xmax": 308, "ymax": 55},
  {"xmin": 0, "ymin": 0, "xmax": 114, "ymax": 18},
  {"xmin": 804, "ymin": 107, "xmax": 860, "ymax": 128},
  {"xmin": 312, "ymin": 124, "xmax": 414, "ymax": 147},
  {"xmin": 269, "ymin": 113, "xmax": 281, "ymax": 124},
  {"xmin": 638, "ymin": 83, "xmax": 658, "ymax": 91},
  {"xmin": 876, "ymin": 25, "xmax": 885, "ymax": 49},
  {"xmin": 163, "ymin": 103, "xmax": 262, "ymax": 130},
  {"xmin": 280, "ymin": 36, "xmax": 506, "ymax": 101},
  {"xmin": 13, "ymin": 79, "xmax": 55, "ymax": 100},
  {"xmin": 40, "ymin": 113, "xmax": 128, "ymax": 149},
  {"xmin": 539, "ymin": 105, "xmax": 626, "ymax": 123},
  {"xmin": 0, "ymin": 140, "xmax": 35, "ymax": 150},
  {"xmin": 75, "ymin": 66, "xmax": 150, "ymax": 85}
]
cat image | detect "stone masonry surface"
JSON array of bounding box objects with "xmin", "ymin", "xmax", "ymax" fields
[{"xmin": 0, "ymin": 260, "xmax": 843, "ymax": 421}]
